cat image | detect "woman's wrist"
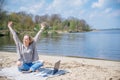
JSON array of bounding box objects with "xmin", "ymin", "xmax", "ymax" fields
[
  {"xmin": 8, "ymin": 25, "xmax": 11, "ymax": 27},
  {"xmin": 41, "ymin": 27, "xmax": 44, "ymax": 30}
]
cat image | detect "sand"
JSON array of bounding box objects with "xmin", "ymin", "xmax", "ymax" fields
[{"xmin": 0, "ymin": 51, "xmax": 120, "ymax": 80}]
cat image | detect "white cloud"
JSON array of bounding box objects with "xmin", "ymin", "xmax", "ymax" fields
[
  {"xmin": 89, "ymin": 11, "xmax": 97, "ymax": 18},
  {"xmin": 71, "ymin": 0, "xmax": 87, "ymax": 6},
  {"xmin": 19, "ymin": 0, "xmax": 45, "ymax": 14},
  {"xmin": 104, "ymin": 8, "xmax": 112, "ymax": 13},
  {"xmin": 45, "ymin": 0, "xmax": 87, "ymax": 17},
  {"xmin": 47, "ymin": 0, "xmax": 87, "ymax": 12},
  {"xmin": 7, "ymin": 0, "xmax": 88, "ymax": 17},
  {"xmin": 89, "ymin": 8, "xmax": 109, "ymax": 19},
  {"xmin": 79, "ymin": 10, "xmax": 85, "ymax": 14},
  {"xmin": 92, "ymin": 0, "xmax": 105, "ymax": 8},
  {"xmin": 89, "ymin": 8, "xmax": 113, "ymax": 19}
]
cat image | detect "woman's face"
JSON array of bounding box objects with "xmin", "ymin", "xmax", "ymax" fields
[{"xmin": 23, "ymin": 35, "xmax": 30, "ymax": 47}]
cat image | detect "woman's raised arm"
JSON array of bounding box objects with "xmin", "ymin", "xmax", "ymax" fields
[
  {"xmin": 8, "ymin": 21, "xmax": 21, "ymax": 45},
  {"xmin": 33, "ymin": 22, "xmax": 46, "ymax": 42}
]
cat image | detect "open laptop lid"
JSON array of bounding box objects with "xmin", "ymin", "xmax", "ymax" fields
[
  {"xmin": 52, "ymin": 60, "xmax": 61, "ymax": 74},
  {"xmin": 54, "ymin": 60, "xmax": 61, "ymax": 70}
]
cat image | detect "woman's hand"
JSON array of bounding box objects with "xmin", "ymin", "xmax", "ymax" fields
[
  {"xmin": 16, "ymin": 61, "xmax": 22, "ymax": 66},
  {"xmin": 8, "ymin": 21, "xmax": 13, "ymax": 27},
  {"xmin": 40, "ymin": 22, "xmax": 47, "ymax": 30}
]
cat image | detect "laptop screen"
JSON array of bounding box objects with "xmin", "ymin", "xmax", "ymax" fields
[{"xmin": 54, "ymin": 60, "xmax": 61, "ymax": 70}]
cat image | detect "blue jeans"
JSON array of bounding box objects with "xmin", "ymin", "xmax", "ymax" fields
[{"xmin": 18, "ymin": 61, "xmax": 43, "ymax": 72}]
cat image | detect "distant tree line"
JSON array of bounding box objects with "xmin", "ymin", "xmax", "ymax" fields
[
  {"xmin": 34, "ymin": 14, "xmax": 92, "ymax": 32},
  {"xmin": 0, "ymin": 0, "xmax": 92, "ymax": 35}
]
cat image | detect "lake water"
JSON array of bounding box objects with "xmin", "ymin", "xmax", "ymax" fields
[{"xmin": 0, "ymin": 30, "xmax": 120, "ymax": 61}]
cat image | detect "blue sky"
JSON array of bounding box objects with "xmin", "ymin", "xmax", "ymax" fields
[{"xmin": 5, "ymin": 0, "xmax": 120, "ymax": 29}]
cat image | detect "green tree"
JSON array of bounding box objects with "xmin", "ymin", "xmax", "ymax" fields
[{"xmin": 8, "ymin": 12, "xmax": 35, "ymax": 32}]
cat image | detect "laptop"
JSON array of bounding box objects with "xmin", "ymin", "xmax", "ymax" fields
[
  {"xmin": 46, "ymin": 60, "xmax": 61, "ymax": 75},
  {"xmin": 52, "ymin": 60, "xmax": 61, "ymax": 74}
]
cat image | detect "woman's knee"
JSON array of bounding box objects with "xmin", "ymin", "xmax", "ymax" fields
[
  {"xmin": 35, "ymin": 61, "xmax": 44, "ymax": 67},
  {"xmin": 30, "ymin": 61, "xmax": 44, "ymax": 71},
  {"xmin": 34, "ymin": 60, "xmax": 44, "ymax": 66},
  {"xmin": 38, "ymin": 60, "xmax": 44, "ymax": 66}
]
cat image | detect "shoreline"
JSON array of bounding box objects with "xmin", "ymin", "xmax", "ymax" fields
[
  {"xmin": 1, "ymin": 51, "xmax": 120, "ymax": 62},
  {"xmin": 67, "ymin": 56, "xmax": 120, "ymax": 62},
  {"xmin": 0, "ymin": 51, "xmax": 120, "ymax": 80}
]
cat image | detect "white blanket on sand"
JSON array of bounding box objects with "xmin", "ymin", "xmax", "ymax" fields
[{"xmin": 0, "ymin": 66, "xmax": 68, "ymax": 80}]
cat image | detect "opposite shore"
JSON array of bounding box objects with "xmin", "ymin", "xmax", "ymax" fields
[{"xmin": 0, "ymin": 51, "xmax": 120, "ymax": 80}]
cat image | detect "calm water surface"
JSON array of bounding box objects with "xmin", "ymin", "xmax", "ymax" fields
[{"xmin": 0, "ymin": 30, "xmax": 120, "ymax": 61}]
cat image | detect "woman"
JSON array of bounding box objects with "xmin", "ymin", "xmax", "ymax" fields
[{"xmin": 8, "ymin": 21, "xmax": 46, "ymax": 72}]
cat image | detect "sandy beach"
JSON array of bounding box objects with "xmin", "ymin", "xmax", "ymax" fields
[{"xmin": 0, "ymin": 51, "xmax": 120, "ymax": 80}]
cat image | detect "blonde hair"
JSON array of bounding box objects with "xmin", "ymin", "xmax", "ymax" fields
[{"xmin": 29, "ymin": 36, "xmax": 33, "ymax": 44}]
